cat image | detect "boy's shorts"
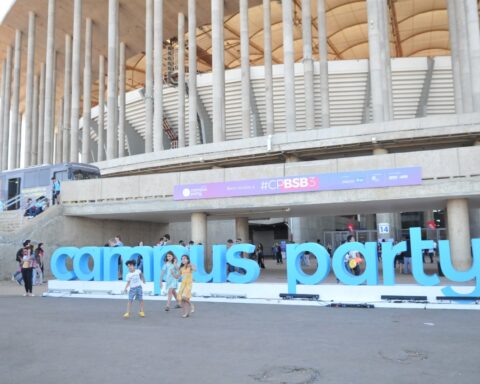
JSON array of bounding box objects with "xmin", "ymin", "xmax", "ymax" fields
[{"xmin": 128, "ymin": 286, "xmax": 143, "ymax": 301}]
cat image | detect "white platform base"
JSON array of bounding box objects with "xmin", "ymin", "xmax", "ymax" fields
[{"xmin": 44, "ymin": 280, "xmax": 480, "ymax": 310}]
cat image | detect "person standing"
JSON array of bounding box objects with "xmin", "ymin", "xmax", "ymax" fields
[
  {"xmin": 21, "ymin": 247, "xmax": 34, "ymax": 296},
  {"xmin": 51, "ymin": 177, "xmax": 61, "ymax": 205},
  {"xmin": 123, "ymin": 260, "xmax": 145, "ymax": 318},
  {"xmin": 174, "ymin": 255, "xmax": 196, "ymax": 318},
  {"xmin": 255, "ymin": 243, "xmax": 265, "ymax": 269},
  {"xmin": 34, "ymin": 243, "xmax": 45, "ymax": 284},
  {"xmin": 160, "ymin": 251, "xmax": 180, "ymax": 311}
]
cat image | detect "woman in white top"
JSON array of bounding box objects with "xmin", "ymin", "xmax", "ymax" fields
[{"xmin": 21, "ymin": 247, "xmax": 34, "ymax": 296}]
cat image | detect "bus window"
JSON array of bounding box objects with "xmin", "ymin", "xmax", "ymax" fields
[{"xmin": 71, "ymin": 169, "xmax": 100, "ymax": 180}]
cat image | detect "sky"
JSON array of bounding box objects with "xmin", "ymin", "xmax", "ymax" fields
[{"xmin": 0, "ymin": 0, "xmax": 16, "ymax": 25}]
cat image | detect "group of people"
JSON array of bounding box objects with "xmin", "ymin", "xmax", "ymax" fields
[
  {"xmin": 14, "ymin": 240, "xmax": 45, "ymax": 296},
  {"xmin": 123, "ymin": 251, "xmax": 196, "ymax": 319},
  {"xmin": 22, "ymin": 177, "xmax": 61, "ymax": 218}
]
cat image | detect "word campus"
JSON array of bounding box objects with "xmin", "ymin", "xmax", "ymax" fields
[{"xmin": 51, "ymin": 228, "xmax": 480, "ymax": 297}]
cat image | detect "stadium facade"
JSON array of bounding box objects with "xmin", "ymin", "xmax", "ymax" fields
[{"xmin": 0, "ymin": 0, "xmax": 480, "ymax": 276}]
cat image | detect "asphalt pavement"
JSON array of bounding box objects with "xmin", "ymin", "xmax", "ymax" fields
[{"xmin": 1, "ymin": 295, "xmax": 479, "ymax": 384}]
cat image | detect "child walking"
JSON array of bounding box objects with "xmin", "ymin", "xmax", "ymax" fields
[
  {"xmin": 123, "ymin": 260, "xmax": 145, "ymax": 318},
  {"xmin": 174, "ymin": 255, "xmax": 196, "ymax": 318},
  {"xmin": 160, "ymin": 251, "xmax": 180, "ymax": 311}
]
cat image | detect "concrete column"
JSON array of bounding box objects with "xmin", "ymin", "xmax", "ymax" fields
[
  {"xmin": 240, "ymin": 0, "xmax": 251, "ymax": 138},
  {"xmin": 97, "ymin": 55, "xmax": 105, "ymax": 161},
  {"xmin": 82, "ymin": 18, "xmax": 93, "ymax": 163},
  {"xmin": 37, "ymin": 63, "xmax": 45, "ymax": 165},
  {"xmin": 70, "ymin": 0, "xmax": 82, "ymax": 162},
  {"xmin": 62, "ymin": 35, "xmax": 72, "ymax": 163},
  {"xmin": 145, "ymin": 0, "xmax": 153, "ymax": 153},
  {"xmin": 465, "ymin": 0, "xmax": 480, "ymax": 112},
  {"xmin": 24, "ymin": 12, "xmax": 36, "ymax": 167},
  {"xmin": 43, "ymin": 0, "xmax": 55, "ymax": 164},
  {"xmin": 9, "ymin": 30, "xmax": 22, "ymax": 170},
  {"xmin": 51, "ymin": 52, "xmax": 57, "ymax": 163},
  {"xmin": 118, "ymin": 42, "xmax": 126, "ymax": 157},
  {"xmin": 302, "ymin": 0, "xmax": 315, "ymax": 130},
  {"xmin": 376, "ymin": 212, "xmax": 402, "ymax": 240},
  {"xmin": 1, "ymin": 47, "xmax": 12, "ymax": 170},
  {"xmin": 177, "ymin": 12, "xmax": 186, "ymax": 148},
  {"xmin": 455, "ymin": 0, "xmax": 473, "ymax": 113},
  {"xmin": 263, "ymin": 0, "xmax": 274, "ymax": 136},
  {"xmin": 191, "ymin": 212, "xmax": 207, "ymax": 245},
  {"xmin": 153, "ymin": 0, "xmax": 164, "ymax": 151},
  {"xmin": 0, "ymin": 60, "xmax": 5, "ymax": 171},
  {"xmin": 367, "ymin": 0, "xmax": 385, "ymax": 123},
  {"xmin": 235, "ymin": 217, "xmax": 249, "ymax": 243},
  {"xmin": 446, "ymin": 199, "xmax": 471, "ymax": 270},
  {"xmin": 447, "ymin": 0, "xmax": 463, "ymax": 113},
  {"xmin": 212, "ymin": 0, "xmax": 225, "ymax": 142},
  {"xmin": 56, "ymin": 97, "xmax": 64, "ymax": 163},
  {"xmin": 107, "ymin": 0, "xmax": 119, "ymax": 160},
  {"xmin": 317, "ymin": 0, "xmax": 330, "ymax": 128},
  {"xmin": 282, "ymin": 0, "xmax": 296, "ymax": 132},
  {"xmin": 379, "ymin": 0, "xmax": 392, "ymax": 120},
  {"xmin": 31, "ymin": 75, "xmax": 39, "ymax": 165},
  {"xmin": 188, "ymin": 0, "xmax": 197, "ymax": 146}
]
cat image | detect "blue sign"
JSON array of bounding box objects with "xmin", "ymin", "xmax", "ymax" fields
[{"xmin": 50, "ymin": 228, "xmax": 480, "ymax": 297}]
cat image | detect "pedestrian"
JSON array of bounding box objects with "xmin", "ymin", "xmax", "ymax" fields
[
  {"xmin": 123, "ymin": 260, "xmax": 145, "ymax": 318},
  {"xmin": 35, "ymin": 243, "xmax": 45, "ymax": 284},
  {"xmin": 274, "ymin": 242, "xmax": 282, "ymax": 264},
  {"xmin": 51, "ymin": 176, "xmax": 61, "ymax": 205},
  {"xmin": 174, "ymin": 255, "xmax": 196, "ymax": 318},
  {"xmin": 160, "ymin": 251, "xmax": 181, "ymax": 311},
  {"xmin": 255, "ymin": 243, "xmax": 265, "ymax": 269},
  {"xmin": 21, "ymin": 247, "xmax": 34, "ymax": 296}
]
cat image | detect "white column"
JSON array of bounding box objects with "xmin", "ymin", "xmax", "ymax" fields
[
  {"xmin": 24, "ymin": 12, "xmax": 36, "ymax": 167},
  {"xmin": 0, "ymin": 60, "xmax": 5, "ymax": 170},
  {"xmin": 37, "ymin": 63, "xmax": 45, "ymax": 164},
  {"xmin": 446, "ymin": 199, "xmax": 472, "ymax": 271},
  {"xmin": 82, "ymin": 18, "xmax": 92, "ymax": 163},
  {"xmin": 31, "ymin": 75, "xmax": 39, "ymax": 165},
  {"xmin": 70, "ymin": 0, "xmax": 82, "ymax": 162},
  {"xmin": 263, "ymin": 0, "xmax": 274, "ymax": 136},
  {"xmin": 118, "ymin": 42, "xmax": 126, "ymax": 157},
  {"xmin": 455, "ymin": 0, "xmax": 473, "ymax": 113},
  {"xmin": 447, "ymin": 0, "xmax": 463, "ymax": 113},
  {"xmin": 97, "ymin": 55, "xmax": 105, "ymax": 161},
  {"xmin": 9, "ymin": 30, "xmax": 22, "ymax": 170},
  {"xmin": 317, "ymin": 0, "xmax": 330, "ymax": 128},
  {"xmin": 62, "ymin": 34, "xmax": 72, "ymax": 162},
  {"xmin": 191, "ymin": 212, "xmax": 207, "ymax": 246},
  {"xmin": 212, "ymin": 0, "xmax": 225, "ymax": 142},
  {"xmin": 235, "ymin": 217, "xmax": 249, "ymax": 243},
  {"xmin": 145, "ymin": 0, "xmax": 153, "ymax": 153},
  {"xmin": 1, "ymin": 46, "xmax": 12, "ymax": 170},
  {"xmin": 379, "ymin": 0, "xmax": 392, "ymax": 120},
  {"xmin": 43, "ymin": 0, "xmax": 55, "ymax": 164},
  {"xmin": 56, "ymin": 97, "xmax": 64, "ymax": 163},
  {"xmin": 302, "ymin": 0, "xmax": 314, "ymax": 130},
  {"xmin": 107, "ymin": 0, "xmax": 118, "ymax": 160},
  {"xmin": 367, "ymin": 0, "xmax": 384, "ymax": 123},
  {"xmin": 177, "ymin": 12, "xmax": 186, "ymax": 148},
  {"xmin": 188, "ymin": 0, "xmax": 197, "ymax": 146},
  {"xmin": 465, "ymin": 0, "xmax": 480, "ymax": 112},
  {"xmin": 282, "ymin": 0, "xmax": 296, "ymax": 132},
  {"xmin": 240, "ymin": 0, "xmax": 251, "ymax": 138},
  {"xmin": 153, "ymin": 0, "xmax": 164, "ymax": 151}
]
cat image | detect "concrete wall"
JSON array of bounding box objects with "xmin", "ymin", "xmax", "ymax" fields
[
  {"xmin": 0, "ymin": 207, "xmax": 167, "ymax": 280},
  {"xmin": 168, "ymin": 219, "xmax": 236, "ymax": 247}
]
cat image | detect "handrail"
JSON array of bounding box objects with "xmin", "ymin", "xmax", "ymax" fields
[{"xmin": 2, "ymin": 194, "xmax": 23, "ymax": 211}]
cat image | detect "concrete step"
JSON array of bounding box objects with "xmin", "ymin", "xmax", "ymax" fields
[{"xmin": 0, "ymin": 211, "xmax": 23, "ymax": 233}]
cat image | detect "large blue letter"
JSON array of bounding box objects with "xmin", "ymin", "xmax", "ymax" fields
[
  {"xmin": 332, "ymin": 242, "xmax": 378, "ymax": 285},
  {"xmin": 226, "ymin": 244, "xmax": 260, "ymax": 283},
  {"xmin": 440, "ymin": 239, "xmax": 480, "ymax": 297},
  {"xmin": 190, "ymin": 245, "xmax": 227, "ymax": 283},
  {"xmin": 102, "ymin": 247, "xmax": 124, "ymax": 281},
  {"xmin": 73, "ymin": 247, "xmax": 103, "ymax": 281},
  {"xmin": 51, "ymin": 247, "xmax": 78, "ymax": 280},
  {"xmin": 381, "ymin": 241, "xmax": 406, "ymax": 285},
  {"xmin": 286, "ymin": 243, "xmax": 330, "ymax": 294},
  {"xmin": 409, "ymin": 227, "xmax": 440, "ymax": 286}
]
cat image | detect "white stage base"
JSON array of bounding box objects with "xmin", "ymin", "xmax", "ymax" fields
[{"xmin": 44, "ymin": 280, "xmax": 480, "ymax": 310}]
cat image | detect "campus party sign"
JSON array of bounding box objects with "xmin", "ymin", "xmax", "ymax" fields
[{"xmin": 51, "ymin": 228, "xmax": 480, "ymax": 297}]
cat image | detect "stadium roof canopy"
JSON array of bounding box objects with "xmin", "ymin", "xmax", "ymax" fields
[{"xmin": 0, "ymin": 0, "xmax": 462, "ymax": 111}]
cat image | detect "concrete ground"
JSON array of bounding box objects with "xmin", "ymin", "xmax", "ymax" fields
[{"xmin": 1, "ymin": 289, "xmax": 479, "ymax": 384}]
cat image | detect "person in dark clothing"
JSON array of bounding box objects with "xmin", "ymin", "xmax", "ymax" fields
[{"xmin": 255, "ymin": 243, "xmax": 265, "ymax": 269}]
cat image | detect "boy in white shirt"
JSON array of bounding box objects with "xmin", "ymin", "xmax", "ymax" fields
[{"xmin": 123, "ymin": 260, "xmax": 145, "ymax": 318}]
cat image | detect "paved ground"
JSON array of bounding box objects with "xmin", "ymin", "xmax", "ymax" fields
[{"xmin": 1, "ymin": 294, "xmax": 479, "ymax": 384}]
